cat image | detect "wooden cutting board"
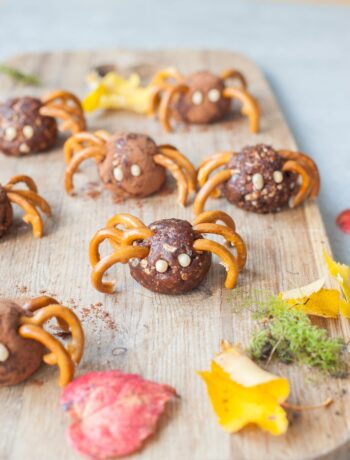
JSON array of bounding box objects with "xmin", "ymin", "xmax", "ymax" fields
[{"xmin": 0, "ymin": 50, "xmax": 349, "ymax": 460}]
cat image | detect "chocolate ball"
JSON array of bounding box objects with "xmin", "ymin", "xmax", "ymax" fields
[
  {"xmin": 221, "ymin": 144, "xmax": 297, "ymax": 213},
  {"xmin": 174, "ymin": 71, "xmax": 230, "ymax": 125},
  {"xmin": 0, "ymin": 186, "xmax": 13, "ymax": 238},
  {"xmin": 0, "ymin": 300, "xmax": 44, "ymax": 387},
  {"xmin": 98, "ymin": 133, "xmax": 166, "ymax": 199},
  {"xmin": 0, "ymin": 97, "xmax": 58, "ymax": 156},
  {"xmin": 129, "ymin": 218, "xmax": 212, "ymax": 294}
]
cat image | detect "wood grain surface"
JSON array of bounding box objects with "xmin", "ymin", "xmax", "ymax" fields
[{"xmin": 0, "ymin": 50, "xmax": 349, "ymax": 460}]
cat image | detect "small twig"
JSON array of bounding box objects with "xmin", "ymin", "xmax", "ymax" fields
[
  {"xmin": 282, "ymin": 397, "xmax": 333, "ymax": 412},
  {"xmin": 266, "ymin": 337, "xmax": 282, "ymax": 365},
  {"xmin": 0, "ymin": 64, "xmax": 41, "ymax": 86}
]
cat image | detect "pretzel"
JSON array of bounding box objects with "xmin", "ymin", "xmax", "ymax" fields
[
  {"xmin": 64, "ymin": 132, "xmax": 106, "ymax": 163},
  {"xmin": 223, "ymin": 87, "xmax": 260, "ymax": 133},
  {"xmin": 90, "ymin": 227, "xmax": 126, "ymax": 266},
  {"xmin": 197, "ymin": 152, "xmax": 233, "ymax": 198},
  {"xmin": 42, "ymin": 90, "xmax": 84, "ymax": 110},
  {"xmin": 107, "ymin": 213, "xmax": 147, "ymax": 230},
  {"xmin": 5, "ymin": 175, "xmax": 38, "ymax": 192},
  {"xmin": 193, "ymin": 239, "xmax": 239, "ymax": 289},
  {"xmin": 92, "ymin": 246, "xmax": 150, "ymax": 293},
  {"xmin": 282, "ymin": 160, "xmax": 311, "ymax": 208},
  {"xmin": 193, "ymin": 223, "xmax": 247, "ymax": 271},
  {"xmin": 220, "ymin": 69, "xmax": 247, "ymax": 89},
  {"xmin": 158, "ymin": 145, "xmax": 197, "ymax": 193},
  {"xmin": 120, "ymin": 228, "xmax": 154, "ymax": 246},
  {"xmin": 18, "ymin": 324, "xmax": 74, "ymax": 387},
  {"xmin": 40, "ymin": 106, "xmax": 82, "ymax": 134},
  {"xmin": 20, "ymin": 304, "xmax": 84, "ymax": 365},
  {"xmin": 6, "ymin": 192, "xmax": 44, "ymax": 238},
  {"xmin": 64, "ymin": 146, "xmax": 106, "ymax": 194},
  {"xmin": 153, "ymin": 154, "xmax": 189, "ymax": 206},
  {"xmin": 10, "ymin": 190, "xmax": 52, "ymax": 217},
  {"xmin": 279, "ymin": 150, "xmax": 320, "ymax": 197},
  {"xmin": 194, "ymin": 169, "xmax": 233, "ymax": 215},
  {"xmin": 150, "ymin": 67, "xmax": 183, "ymax": 87},
  {"xmin": 158, "ymin": 83, "xmax": 189, "ymax": 132},
  {"xmin": 193, "ymin": 210, "xmax": 236, "ymax": 231}
]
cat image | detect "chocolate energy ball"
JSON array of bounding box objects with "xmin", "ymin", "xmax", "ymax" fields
[
  {"xmin": 174, "ymin": 71, "xmax": 230, "ymax": 125},
  {"xmin": 0, "ymin": 97, "xmax": 58, "ymax": 156},
  {"xmin": 0, "ymin": 300, "xmax": 44, "ymax": 387},
  {"xmin": 221, "ymin": 145, "xmax": 297, "ymax": 213},
  {"xmin": 129, "ymin": 219, "xmax": 212, "ymax": 294},
  {"xmin": 99, "ymin": 133, "xmax": 166, "ymax": 199},
  {"xmin": 0, "ymin": 186, "xmax": 13, "ymax": 238}
]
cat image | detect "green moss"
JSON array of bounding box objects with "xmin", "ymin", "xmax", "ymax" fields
[{"xmin": 247, "ymin": 295, "xmax": 348, "ymax": 377}]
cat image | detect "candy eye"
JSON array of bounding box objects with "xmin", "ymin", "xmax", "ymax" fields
[
  {"xmin": 0, "ymin": 343, "xmax": 9, "ymax": 362},
  {"xmin": 252, "ymin": 173, "xmax": 264, "ymax": 191},
  {"xmin": 130, "ymin": 164, "xmax": 141, "ymax": 177},
  {"xmin": 192, "ymin": 91, "xmax": 203, "ymax": 105},
  {"xmin": 4, "ymin": 126, "xmax": 17, "ymax": 141},
  {"xmin": 208, "ymin": 88, "xmax": 221, "ymax": 103},
  {"xmin": 273, "ymin": 171, "xmax": 283, "ymax": 183},
  {"xmin": 113, "ymin": 167, "xmax": 123, "ymax": 182},
  {"xmin": 155, "ymin": 259, "xmax": 169, "ymax": 273},
  {"xmin": 178, "ymin": 253, "xmax": 191, "ymax": 267}
]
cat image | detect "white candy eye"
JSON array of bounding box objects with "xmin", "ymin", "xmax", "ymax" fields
[
  {"xmin": 130, "ymin": 164, "xmax": 141, "ymax": 177},
  {"xmin": 208, "ymin": 88, "xmax": 221, "ymax": 103},
  {"xmin": 0, "ymin": 343, "xmax": 9, "ymax": 362},
  {"xmin": 192, "ymin": 91, "xmax": 203, "ymax": 105},
  {"xmin": 155, "ymin": 259, "xmax": 169, "ymax": 273},
  {"xmin": 113, "ymin": 167, "xmax": 123, "ymax": 182},
  {"xmin": 252, "ymin": 173, "xmax": 264, "ymax": 191},
  {"xmin": 4, "ymin": 126, "xmax": 16, "ymax": 141},
  {"xmin": 23, "ymin": 125, "xmax": 34, "ymax": 139},
  {"xmin": 273, "ymin": 170, "xmax": 283, "ymax": 183},
  {"xmin": 178, "ymin": 253, "xmax": 191, "ymax": 267}
]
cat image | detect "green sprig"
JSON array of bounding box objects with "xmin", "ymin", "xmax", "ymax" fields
[
  {"xmin": 0, "ymin": 64, "xmax": 41, "ymax": 86},
  {"xmin": 247, "ymin": 295, "xmax": 348, "ymax": 377}
]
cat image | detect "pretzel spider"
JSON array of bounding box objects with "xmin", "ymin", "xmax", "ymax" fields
[
  {"xmin": 148, "ymin": 67, "xmax": 260, "ymax": 133},
  {"xmin": 0, "ymin": 174, "xmax": 52, "ymax": 238},
  {"xmin": 89, "ymin": 211, "xmax": 247, "ymax": 295},
  {"xmin": 194, "ymin": 144, "xmax": 320, "ymax": 215},
  {"xmin": 0, "ymin": 296, "xmax": 84, "ymax": 387},
  {"xmin": 0, "ymin": 90, "xmax": 86, "ymax": 156},
  {"xmin": 64, "ymin": 131, "xmax": 196, "ymax": 206}
]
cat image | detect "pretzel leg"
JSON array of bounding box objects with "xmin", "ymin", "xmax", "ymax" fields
[
  {"xmin": 6, "ymin": 191, "xmax": 45, "ymax": 238},
  {"xmin": 89, "ymin": 227, "xmax": 127, "ymax": 266},
  {"xmin": 197, "ymin": 152, "xmax": 233, "ymax": 198},
  {"xmin": 193, "ymin": 239, "xmax": 239, "ymax": 289},
  {"xmin": 120, "ymin": 228, "xmax": 154, "ymax": 246},
  {"xmin": 220, "ymin": 69, "xmax": 247, "ymax": 89},
  {"xmin": 92, "ymin": 246, "xmax": 149, "ymax": 294},
  {"xmin": 42, "ymin": 90, "xmax": 84, "ymax": 109},
  {"xmin": 223, "ymin": 87, "xmax": 260, "ymax": 133},
  {"xmin": 193, "ymin": 223, "xmax": 247, "ymax": 271},
  {"xmin": 64, "ymin": 132, "xmax": 106, "ymax": 164},
  {"xmin": 150, "ymin": 67, "xmax": 183, "ymax": 86},
  {"xmin": 5, "ymin": 175, "xmax": 38, "ymax": 192},
  {"xmin": 106, "ymin": 213, "xmax": 147, "ymax": 230},
  {"xmin": 158, "ymin": 84, "xmax": 189, "ymax": 132},
  {"xmin": 193, "ymin": 210, "xmax": 236, "ymax": 232},
  {"xmin": 64, "ymin": 146, "xmax": 106, "ymax": 194},
  {"xmin": 282, "ymin": 160, "xmax": 311, "ymax": 208},
  {"xmin": 194, "ymin": 169, "xmax": 233, "ymax": 215},
  {"xmin": 279, "ymin": 150, "xmax": 320, "ymax": 197},
  {"xmin": 9, "ymin": 190, "xmax": 52, "ymax": 216},
  {"xmin": 153, "ymin": 153, "xmax": 189, "ymax": 206},
  {"xmin": 20, "ymin": 305, "xmax": 84, "ymax": 365},
  {"xmin": 18, "ymin": 324, "xmax": 74, "ymax": 387},
  {"xmin": 158, "ymin": 145, "xmax": 197, "ymax": 193}
]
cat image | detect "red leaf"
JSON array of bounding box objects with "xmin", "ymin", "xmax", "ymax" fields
[
  {"xmin": 336, "ymin": 209, "xmax": 350, "ymax": 234},
  {"xmin": 60, "ymin": 371, "xmax": 177, "ymax": 459}
]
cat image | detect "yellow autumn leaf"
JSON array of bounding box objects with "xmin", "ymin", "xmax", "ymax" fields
[
  {"xmin": 198, "ymin": 341, "xmax": 290, "ymax": 436},
  {"xmin": 324, "ymin": 251, "xmax": 350, "ymax": 305},
  {"xmin": 82, "ymin": 71, "xmax": 153, "ymax": 114}
]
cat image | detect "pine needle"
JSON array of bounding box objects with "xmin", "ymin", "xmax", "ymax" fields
[{"xmin": 0, "ymin": 64, "xmax": 41, "ymax": 86}]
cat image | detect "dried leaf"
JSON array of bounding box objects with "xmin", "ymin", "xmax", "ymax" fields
[
  {"xmin": 61, "ymin": 370, "xmax": 176, "ymax": 459},
  {"xmin": 336, "ymin": 209, "xmax": 350, "ymax": 234},
  {"xmin": 198, "ymin": 341, "xmax": 290, "ymax": 435},
  {"xmin": 279, "ymin": 253, "xmax": 350, "ymax": 318},
  {"xmin": 83, "ymin": 71, "xmax": 152, "ymax": 113}
]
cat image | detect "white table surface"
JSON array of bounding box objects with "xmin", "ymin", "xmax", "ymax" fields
[{"xmin": 0, "ymin": 0, "xmax": 349, "ymax": 264}]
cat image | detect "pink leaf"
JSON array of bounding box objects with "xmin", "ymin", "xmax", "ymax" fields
[{"xmin": 336, "ymin": 209, "xmax": 350, "ymax": 234}]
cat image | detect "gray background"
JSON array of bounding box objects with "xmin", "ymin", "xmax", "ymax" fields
[{"xmin": 0, "ymin": 0, "xmax": 349, "ymax": 263}]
